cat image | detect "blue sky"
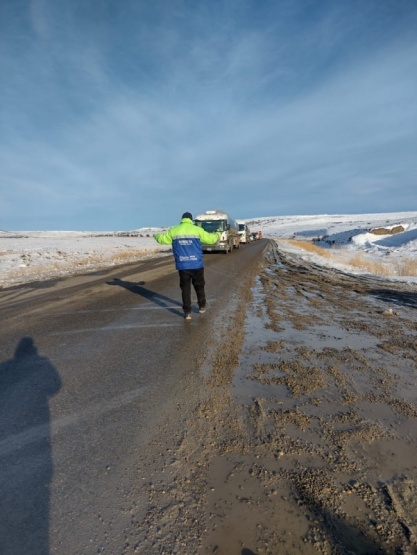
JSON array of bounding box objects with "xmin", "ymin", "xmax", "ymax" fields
[{"xmin": 1, "ymin": 0, "xmax": 416, "ymax": 230}]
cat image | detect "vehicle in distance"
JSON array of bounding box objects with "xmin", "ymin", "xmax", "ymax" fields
[
  {"xmin": 250, "ymin": 230, "xmax": 263, "ymax": 241},
  {"xmin": 194, "ymin": 210, "xmax": 240, "ymax": 253},
  {"xmin": 236, "ymin": 220, "xmax": 251, "ymax": 244}
]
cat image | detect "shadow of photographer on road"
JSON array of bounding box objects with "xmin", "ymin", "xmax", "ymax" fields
[{"xmin": 0, "ymin": 337, "xmax": 61, "ymax": 555}]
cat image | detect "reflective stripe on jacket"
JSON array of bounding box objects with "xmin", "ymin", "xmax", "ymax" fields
[{"xmin": 153, "ymin": 217, "xmax": 220, "ymax": 270}]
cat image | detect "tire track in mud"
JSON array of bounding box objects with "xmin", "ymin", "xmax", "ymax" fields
[{"xmin": 136, "ymin": 241, "xmax": 417, "ymax": 555}]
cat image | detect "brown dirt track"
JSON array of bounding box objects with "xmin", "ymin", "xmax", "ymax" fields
[{"xmin": 138, "ymin": 240, "xmax": 417, "ymax": 555}]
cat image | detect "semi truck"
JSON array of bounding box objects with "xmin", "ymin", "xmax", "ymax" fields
[
  {"xmin": 194, "ymin": 209, "xmax": 240, "ymax": 253},
  {"xmin": 236, "ymin": 220, "xmax": 251, "ymax": 244},
  {"xmin": 250, "ymin": 230, "xmax": 263, "ymax": 241}
]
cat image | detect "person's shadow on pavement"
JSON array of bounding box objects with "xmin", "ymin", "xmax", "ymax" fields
[
  {"xmin": 107, "ymin": 278, "xmax": 184, "ymax": 317},
  {"xmin": 0, "ymin": 337, "xmax": 61, "ymax": 555}
]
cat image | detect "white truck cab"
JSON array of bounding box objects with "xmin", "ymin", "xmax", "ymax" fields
[
  {"xmin": 236, "ymin": 219, "xmax": 250, "ymax": 244},
  {"xmin": 194, "ymin": 210, "xmax": 240, "ymax": 253}
]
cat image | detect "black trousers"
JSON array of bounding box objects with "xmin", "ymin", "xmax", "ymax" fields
[{"xmin": 178, "ymin": 268, "xmax": 206, "ymax": 313}]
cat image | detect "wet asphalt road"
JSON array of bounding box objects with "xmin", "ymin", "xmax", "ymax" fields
[{"xmin": 0, "ymin": 239, "xmax": 266, "ymax": 555}]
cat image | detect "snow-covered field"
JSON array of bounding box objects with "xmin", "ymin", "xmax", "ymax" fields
[
  {"xmin": 0, "ymin": 228, "xmax": 169, "ymax": 288},
  {"xmin": 1, "ymin": 212, "xmax": 417, "ymax": 288},
  {"xmin": 247, "ymin": 211, "xmax": 417, "ymax": 284}
]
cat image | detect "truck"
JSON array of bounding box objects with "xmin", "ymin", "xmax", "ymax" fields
[
  {"xmin": 194, "ymin": 209, "xmax": 240, "ymax": 253},
  {"xmin": 250, "ymin": 230, "xmax": 263, "ymax": 241},
  {"xmin": 236, "ymin": 219, "xmax": 251, "ymax": 244}
]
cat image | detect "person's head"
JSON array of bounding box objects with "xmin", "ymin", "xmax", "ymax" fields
[
  {"xmin": 182, "ymin": 212, "xmax": 192, "ymax": 220},
  {"xmin": 14, "ymin": 337, "xmax": 38, "ymax": 358}
]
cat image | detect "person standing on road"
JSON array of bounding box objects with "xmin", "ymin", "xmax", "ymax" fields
[{"xmin": 153, "ymin": 212, "xmax": 220, "ymax": 320}]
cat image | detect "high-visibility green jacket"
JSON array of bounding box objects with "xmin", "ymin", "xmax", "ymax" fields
[{"xmin": 154, "ymin": 217, "xmax": 219, "ymax": 270}]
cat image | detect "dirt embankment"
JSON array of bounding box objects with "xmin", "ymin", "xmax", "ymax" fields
[{"xmin": 137, "ymin": 241, "xmax": 417, "ymax": 555}]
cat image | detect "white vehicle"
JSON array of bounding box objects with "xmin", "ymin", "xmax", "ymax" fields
[
  {"xmin": 236, "ymin": 219, "xmax": 251, "ymax": 244},
  {"xmin": 194, "ymin": 209, "xmax": 240, "ymax": 253}
]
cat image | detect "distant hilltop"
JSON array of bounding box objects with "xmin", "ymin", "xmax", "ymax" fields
[
  {"xmin": 0, "ymin": 228, "xmax": 164, "ymax": 238},
  {"xmin": 0, "ymin": 230, "xmax": 27, "ymax": 238}
]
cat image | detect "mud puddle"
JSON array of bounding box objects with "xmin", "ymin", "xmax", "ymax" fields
[{"xmin": 200, "ymin": 242, "xmax": 417, "ymax": 555}]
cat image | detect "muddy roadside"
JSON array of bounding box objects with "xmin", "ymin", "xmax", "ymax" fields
[{"xmin": 136, "ymin": 240, "xmax": 417, "ymax": 555}]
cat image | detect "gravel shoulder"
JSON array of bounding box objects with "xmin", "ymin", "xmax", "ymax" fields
[{"xmin": 137, "ymin": 240, "xmax": 417, "ymax": 555}]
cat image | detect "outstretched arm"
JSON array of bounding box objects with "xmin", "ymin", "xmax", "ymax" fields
[
  {"xmin": 198, "ymin": 228, "xmax": 220, "ymax": 245},
  {"xmin": 153, "ymin": 230, "xmax": 173, "ymax": 245}
]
